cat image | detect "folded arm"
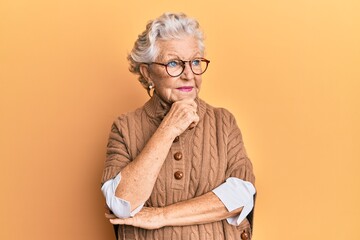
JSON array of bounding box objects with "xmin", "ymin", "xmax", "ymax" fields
[{"xmin": 105, "ymin": 177, "xmax": 256, "ymax": 229}]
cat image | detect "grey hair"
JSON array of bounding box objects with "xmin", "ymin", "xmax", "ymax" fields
[{"xmin": 127, "ymin": 12, "xmax": 205, "ymax": 89}]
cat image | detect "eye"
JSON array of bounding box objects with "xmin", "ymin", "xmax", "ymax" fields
[
  {"xmin": 191, "ymin": 59, "xmax": 201, "ymax": 66},
  {"xmin": 167, "ymin": 60, "xmax": 179, "ymax": 68}
]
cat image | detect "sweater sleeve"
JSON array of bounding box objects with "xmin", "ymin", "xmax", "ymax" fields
[
  {"xmin": 101, "ymin": 115, "xmax": 132, "ymax": 185},
  {"xmin": 223, "ymin": 110, "xmax": 256, "ymax": 228},
  {"xmin": 225, "ymin": 111, "xmax": 255, "ymax": 184}
]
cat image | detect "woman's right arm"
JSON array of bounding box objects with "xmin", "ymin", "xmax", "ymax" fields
[{"xmin": 114, "ymin": 99, "xmax": 199, "ymax": 212}]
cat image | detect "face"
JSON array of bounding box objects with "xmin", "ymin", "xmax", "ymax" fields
[{"xmin": 143, "ymin": 36, "xmax": 203, "ymax": 104}]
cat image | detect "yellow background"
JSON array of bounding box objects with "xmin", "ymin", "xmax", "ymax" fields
[{"xmin": 1, "ymin": 0, "xmax": 359, "ymax": 239}]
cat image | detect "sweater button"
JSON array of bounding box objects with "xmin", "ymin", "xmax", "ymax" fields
[
  {"xmin": 173, "ymin": 136, "xmax": 180, "ymax": 142},
  {"xmin": 174, "ymin": 152, "xmax": 182, "ymax": 160},
  {"xmin": 174, "ymin": 171, "xmax": 183, "ymax": 180},
  {"xmin": 241, "ymin": 230, "xmax": 250, "ymax": 240}
]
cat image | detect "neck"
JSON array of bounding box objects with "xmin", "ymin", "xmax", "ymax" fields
[{"xmin": 153, "ymin": 91, "xmax": 172, "ymax": 111}]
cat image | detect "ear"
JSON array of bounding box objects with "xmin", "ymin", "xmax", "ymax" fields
[{"xmin": 140, "ymin": 64, "xmax": 152, "ymax": 83}]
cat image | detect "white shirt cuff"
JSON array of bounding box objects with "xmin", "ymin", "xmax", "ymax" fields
[
  {"xmin": 101, "ymin": 173, "xmax": 144, "ymax": 218},
  {"xmin": 212, "ymin": 177, "xmax": 256, "ymax": 226}
]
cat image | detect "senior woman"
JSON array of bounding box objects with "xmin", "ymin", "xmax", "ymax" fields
[{"xmin": 101, "ymin": 13, "xmax": 256, "ymax": 240}]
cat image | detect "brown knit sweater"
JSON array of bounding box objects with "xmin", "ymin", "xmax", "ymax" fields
[{"xmin": 101, "ymin": 94, "xmax": 256, "ymax": 240}]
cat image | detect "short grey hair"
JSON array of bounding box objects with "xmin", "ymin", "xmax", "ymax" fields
[{"xmin": 127, "ymin": 12, "xmax": 205, "ymax": 89}]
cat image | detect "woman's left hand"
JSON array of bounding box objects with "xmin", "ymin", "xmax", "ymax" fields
[{"xmin": 106, "ymin": 207, "xmax": 166, "ymax": 230}]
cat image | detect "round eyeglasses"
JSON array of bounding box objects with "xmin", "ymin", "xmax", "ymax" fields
[{"xmin": 147, "ymin": 58, "xmax": 210, "ymax": 77}]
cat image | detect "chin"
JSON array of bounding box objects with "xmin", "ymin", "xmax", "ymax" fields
[{"xmin": 174, "ymin": 93, "xmax": 197, "ymax": 102}]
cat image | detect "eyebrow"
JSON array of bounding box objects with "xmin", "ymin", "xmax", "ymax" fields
[{"xmin": 161, "ymin": 52, "xmax": 202, "ymax": 62}]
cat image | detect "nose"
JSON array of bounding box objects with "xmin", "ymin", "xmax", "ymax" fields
[{"xmin": 180, "ymin": 61, "xmax": 195, "ymax": 80}]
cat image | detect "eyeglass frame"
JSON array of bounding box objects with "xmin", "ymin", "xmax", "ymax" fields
[{"xmin": 144, "ymin": 58, "xmax": 210, "ymax": 77}]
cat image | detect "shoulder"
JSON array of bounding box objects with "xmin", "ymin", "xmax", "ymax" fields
[
  {"xmin": 112, "ymin": 106, "xmax": 145, "ymax": 131},
  {"xmin": 199, "ymin": 98, "xmax": 236, "ymax": 125}
]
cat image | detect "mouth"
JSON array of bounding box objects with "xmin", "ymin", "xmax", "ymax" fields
[{"xmin": 176, "ymin": 86, "xmax": 194, "ymax": 92}]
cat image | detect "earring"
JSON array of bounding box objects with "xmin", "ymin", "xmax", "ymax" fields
[{"xmin": 147, "ymin": 83, "xmax": 154, "ymax": 97}]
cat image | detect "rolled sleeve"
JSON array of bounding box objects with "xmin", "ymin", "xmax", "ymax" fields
[
  {"xmin": 101, "ymin": 173, "xmax": 144, "ymax": 218},
  {"xmin": 212, "ymin": 177, "xmax": 256, "ymax": 226}
]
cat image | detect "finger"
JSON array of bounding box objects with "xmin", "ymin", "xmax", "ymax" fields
[
  {"xmin": 190, "ymin": 109, "xmax": 199, "ymax": 119},
  {"xmin": 186, "ymin": 100, "xmax": 197, "ymax": 110},
  {"xmin": 109, "ymin": 218, "xmax": 133, "ymax": 225},
  {"xmin": 109, "ymin": 218, "xmax": 124, "ymax": 225},
  {"xmin": 188, "ymin": 101, "xmax": 197, "ymax": 110},
  {"xmin": 188, "ymin": 115, "xmax": 200, "ymax": 130}
]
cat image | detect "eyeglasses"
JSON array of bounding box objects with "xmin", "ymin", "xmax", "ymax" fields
[{"xmin": 147, "ymin": 58, "xmax": 210, "ymax": 77}]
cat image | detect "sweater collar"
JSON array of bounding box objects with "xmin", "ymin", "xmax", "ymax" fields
[{"xmin": 144, "ymin": 92, "xmax": 206, "ymax": 121}]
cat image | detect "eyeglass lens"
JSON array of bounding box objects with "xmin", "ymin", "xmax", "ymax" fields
[{"xmin": 166, "ymin": 59, "xmax": 209, "ymax": 77}]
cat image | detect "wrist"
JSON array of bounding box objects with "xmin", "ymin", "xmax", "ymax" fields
[
  {"xmin": 160, "ymin": 206, "xmax": 171, "ymax": 227},
  {"xmin": 157, "ymin": 124, "xmax": 179, "ymax": 140}
]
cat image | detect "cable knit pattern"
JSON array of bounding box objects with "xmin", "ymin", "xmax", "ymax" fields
[
  {"xmin": 207, "ymin": 108, "xmax": 218, "ymax": 190},
  {"xmin": 189, "ymin": 124, "xmax": 202, "ymax": 197},
  {"xmin": 101, "ymin": 94, "xmax": 256, "ymax": 240},
  {"xmin": 134, "ymin": 109, "xmax": 143, "ymax": 156}
]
